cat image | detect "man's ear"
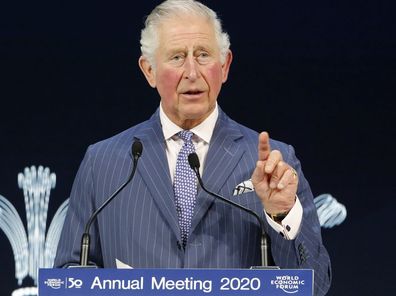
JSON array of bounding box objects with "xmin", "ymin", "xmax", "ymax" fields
[
  {"xmin": 221, "ymin": 50, "xmax": 233, "ymax": 83},
  {"xmin": 138, "ymin": 56, "xmax": 156, "ymax": 88}
]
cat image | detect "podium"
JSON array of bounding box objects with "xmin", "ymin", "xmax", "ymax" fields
[{"xmin": 39, "ymin": 268, "xmax": 313, "ymax": 295}]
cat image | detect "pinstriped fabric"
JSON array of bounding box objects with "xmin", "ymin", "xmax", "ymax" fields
[{"xmin": 54, "ymin": 107, "xmax": 331, "ymax": 295}]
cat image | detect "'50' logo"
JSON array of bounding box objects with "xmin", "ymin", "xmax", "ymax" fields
[{"xmin": 67, "ymin": 277, "xmax": 83, "ymax": 289}]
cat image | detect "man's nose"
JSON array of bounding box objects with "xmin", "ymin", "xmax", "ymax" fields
[{"xmin": 184, "ymin": 56, "xmax": 200, "ymax": 81}]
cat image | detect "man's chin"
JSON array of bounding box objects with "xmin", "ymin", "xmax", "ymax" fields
[
  {"xmin": 178, "ymin": 107, "xmax": 214, "ymax": 128},
  {"xmin": 182, "ymin": 105, "xmax": 214, "ymax": 119}
]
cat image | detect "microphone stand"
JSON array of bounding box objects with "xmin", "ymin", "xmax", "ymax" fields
[
  {"xmin": 74, "ymin": 140, "xmax": 143, "ymax": 267},
  {"xmin": 188, "ymin": 153, "xmax": 276, "ymax": 268}
]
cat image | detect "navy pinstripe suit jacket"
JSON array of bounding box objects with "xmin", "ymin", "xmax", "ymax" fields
[{"xmin": 54, "ymin": 108, "xmax": 331, "ymax": 295}]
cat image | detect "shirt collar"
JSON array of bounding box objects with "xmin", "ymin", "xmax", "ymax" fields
[{"xmin": 159, "ymin": 103, "xmax": 219, "ymax": 144}]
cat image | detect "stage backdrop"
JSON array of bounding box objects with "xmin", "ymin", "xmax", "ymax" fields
[{"xmin": 1, "ymin": 1, "xmax": 394, "ymax": 295}]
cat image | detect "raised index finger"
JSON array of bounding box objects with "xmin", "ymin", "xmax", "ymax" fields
[{"xmin": 258, "ymin": 132, "xmax": 271, "ymax": 161}]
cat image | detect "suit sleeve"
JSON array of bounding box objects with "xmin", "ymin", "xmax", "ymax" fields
[
  {"xmin": 266, "ymin": 144, "xmax": 332, "ymax": 296},
  {"xmin": 54, "ymin": 146, "xmax": 104, "ymax": 267}
]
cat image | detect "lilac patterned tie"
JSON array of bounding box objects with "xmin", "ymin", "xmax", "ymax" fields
[{"xmin": 173, "ymin": 130, "xmax": 197, "ymax": 246}]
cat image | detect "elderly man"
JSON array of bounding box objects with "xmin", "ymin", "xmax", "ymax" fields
[{"xmin": 55, "ymin": 0, "xmax": 331, "ymax": 295}]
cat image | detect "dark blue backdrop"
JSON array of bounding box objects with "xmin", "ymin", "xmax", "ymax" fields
[{"xmin": 1, "ymin": 1, "xmax": 395, "ymax": 295}]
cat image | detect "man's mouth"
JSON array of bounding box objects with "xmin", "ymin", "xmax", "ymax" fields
[{"xmin": 183, "ymin": 90, "xmax": 204, "ymax": 95}]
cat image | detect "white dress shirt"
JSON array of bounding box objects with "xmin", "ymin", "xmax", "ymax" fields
[
  {"xmin": 159, "ymin": 103, "xmax": 302, "ymax": 239},
  {"xmin": 159, "ymin": 103, "xmax": 218, "ymax": 181}
]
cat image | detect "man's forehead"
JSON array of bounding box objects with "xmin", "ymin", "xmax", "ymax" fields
[{"xmin": 166, "ymin": 32, "xmax": 211, "ymax": 44}]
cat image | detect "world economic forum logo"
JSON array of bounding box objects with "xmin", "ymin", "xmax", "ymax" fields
[
  {"xmin": 0, "ymin": 166, "xmax": 69, "ymax": 296},
  {"xmin": 270, "ymin": 275, "xmax": 306, "ymax": 294},
  {"xmin": 43, "ymin": 279, "xmax": 65, "ymax": 289}
]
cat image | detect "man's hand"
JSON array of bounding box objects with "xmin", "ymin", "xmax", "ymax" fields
[{"xmin": 251, "ymin": 132, "xmax": 298, "ymax": 215}]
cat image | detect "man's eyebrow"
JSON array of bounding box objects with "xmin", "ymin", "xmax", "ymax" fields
[
  {"xmin": 165, "ymin": 46, "xmax": 187, "ymax": 55},
  {"xmin": 193, "ymin": 45, "xmax": 215, "ymax": 54},
  {"xmin": 194, "ymin": 45, "xmax": 210, "ymax": 51}
]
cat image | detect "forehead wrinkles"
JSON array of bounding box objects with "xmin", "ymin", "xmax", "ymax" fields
[
  {"xmin": 169, "ymin": 31, "xmax": 210, "ymax": 40},
  {"xmin": 163, "ymin": 31, "xmax": 211, "ymax": 45}
]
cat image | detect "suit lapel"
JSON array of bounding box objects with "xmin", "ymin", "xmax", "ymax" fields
[
  {"xmin": 133, "ymin": 111, "xmax": 181, "ymax": 240},
  {"xmin": 189, "ymin": 110, "xmax": 245, "ymax": 235},
  {"xmin": 132, "ymin": 109, "xmax": 246, "ymax": 241}
]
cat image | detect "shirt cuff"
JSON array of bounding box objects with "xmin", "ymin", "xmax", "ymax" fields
[{"xmin": 264, "ymin": 196, "xmax": 303, "ymax": 240}]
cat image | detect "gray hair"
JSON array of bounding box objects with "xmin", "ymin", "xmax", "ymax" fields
[{"xmin": 140, "ymin": 0, "xmax": 230, "ymax": 68}]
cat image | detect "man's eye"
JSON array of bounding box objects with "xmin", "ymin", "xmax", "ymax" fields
[
  {"xmin": 171, "ymin": 55, "xmax": 184, "ymax": 61},
  {"xmin": 197, "ymin": 52, "xmax": 210, "ymax": 64}
]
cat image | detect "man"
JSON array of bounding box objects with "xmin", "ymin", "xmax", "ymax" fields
[{"xmin": 55, "ymin": 0, "xmax": 331, "ymax": 295}]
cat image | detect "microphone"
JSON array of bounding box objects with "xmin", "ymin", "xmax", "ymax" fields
[
  {"xmin": 78, "ymin": 140, "xmax": 143, "ymax": 267},
  {"xmin": 188, "ymin": 153, "xmax": 272, "ymax": 268}
]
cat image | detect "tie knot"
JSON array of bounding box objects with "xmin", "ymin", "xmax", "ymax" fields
[{"xmin": 178, "ymin": 130, "xmax": 194, "ymax": 142}]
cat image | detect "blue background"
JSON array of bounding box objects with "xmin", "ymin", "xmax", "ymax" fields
[{"xmin": 0, "ymin": 0, "xmax": 395, "ymax": 295}]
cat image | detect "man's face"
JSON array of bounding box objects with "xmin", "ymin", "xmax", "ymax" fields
[{"xmin": 139, "ymin": 15, "xmax": 232, "ymax": 129}]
